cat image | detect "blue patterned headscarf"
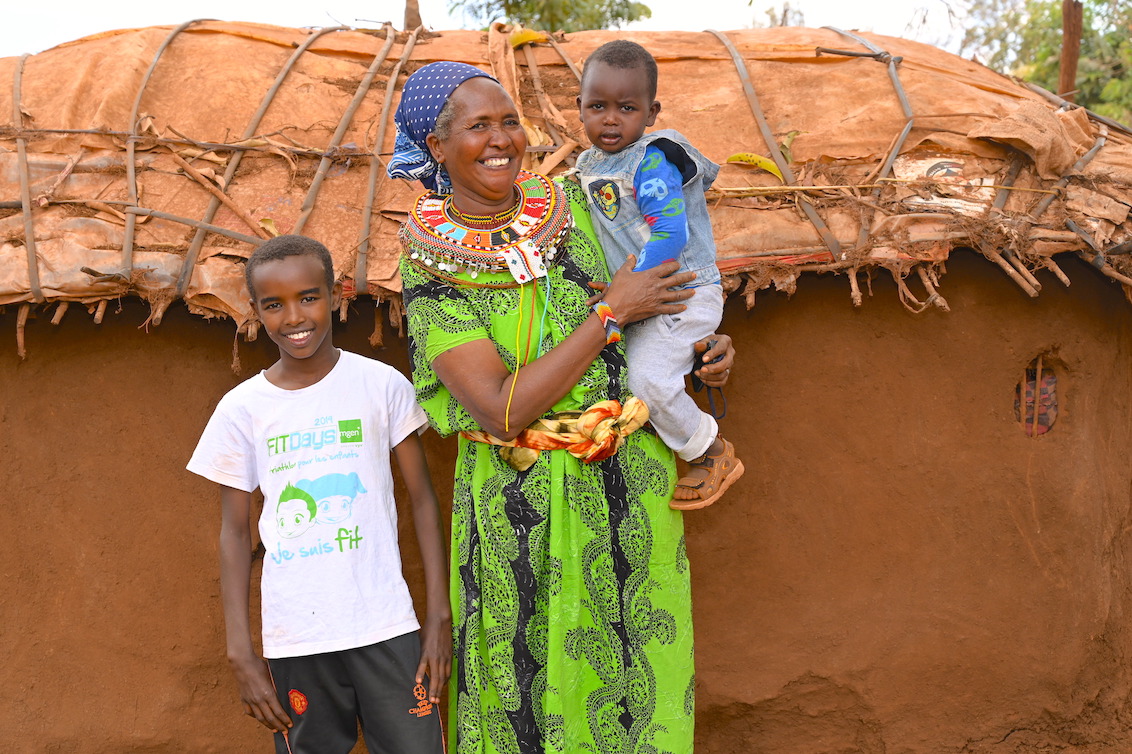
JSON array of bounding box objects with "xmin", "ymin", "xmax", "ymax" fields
[{"xmin": 387, "ymin": 61, "xmax": 498, "ymax": 194}]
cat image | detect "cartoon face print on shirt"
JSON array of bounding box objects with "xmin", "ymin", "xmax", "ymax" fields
[
  {"xmin": 296, "ymin": 472, "xmax": 368, "ymax": 525},
  {"xmin": 637, "ymin": 177, "xmax": 668, "ymax": 201},
  {"xmin": 277, "ymin": 483, "xmax": 318, "ymax": 539},
  {"xmin": 637, "ymin": 150, "xmax": 670, "ymax": 203}
]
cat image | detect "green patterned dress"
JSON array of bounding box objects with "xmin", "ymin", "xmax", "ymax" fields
[{"xmin": 400, "ymin": 179, "xmax": 694, "ymax": 754}]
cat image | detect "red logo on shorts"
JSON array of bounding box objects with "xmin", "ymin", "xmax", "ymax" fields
[
  {"xmin": 289, "ymin": 689, "xmax": 308, "ymax": 715},
  {"xmin": 409, "ymin": 683, "xmax": 433, "ymax": 717}
]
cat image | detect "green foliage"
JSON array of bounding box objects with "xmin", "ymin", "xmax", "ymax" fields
[
  {"xmin": 764, "ymin": 4, "xmax": 805, "ymax": 28},
  {"xmin": 746, "ymin": 1, "xmax": 805, "ymax": 28},
  {"xmin": 959, "ymin": 0, "xmax": 1131, "ymax": 123},
  {"xmin": 449, "ymin": 0, "xmax": 651, "ymax": 31}
]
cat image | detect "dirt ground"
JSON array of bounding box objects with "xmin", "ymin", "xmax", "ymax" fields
[{"xmin": 4, "ymin": 251, "xmax": 1132, "ymax": 752}]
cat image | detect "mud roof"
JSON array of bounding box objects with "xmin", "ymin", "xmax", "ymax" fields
[{"xmin": 2, "ymin": 21, "xmax": 1130, "ymax": 346}]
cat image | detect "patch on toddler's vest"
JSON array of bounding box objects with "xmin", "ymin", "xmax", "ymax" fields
[
  {"xmin": 288, "ymin": 689, "xmax": 308, "ymax": 715},
  {"xmin": 588, "ymin": 180, "xmax": 620, "ymax": 220}
]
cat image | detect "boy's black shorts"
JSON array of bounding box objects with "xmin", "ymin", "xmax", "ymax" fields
[{"xmin": 267, "ymin": 631, "xmax": 443, "ymax": 754}]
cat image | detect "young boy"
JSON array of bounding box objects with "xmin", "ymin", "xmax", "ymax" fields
[
  {"xmin": 576, "ymin": 39, "xmax": 743, "ymax": 510},
  {"xmin": 187, "ymin": 235, "xmax": 450, "ymax": 753}
]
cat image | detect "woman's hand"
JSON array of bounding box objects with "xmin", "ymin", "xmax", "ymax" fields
[
  {"xmin": 585, "ymin": 281, "xmax": 607, "ymax": 307},
  {"xmin": 691, "ymin": 334, "xmax": 734, "ymax": 388},
  {"xmin": 600, "ymin": 256, "xmax": 695, "ymax": 325}
]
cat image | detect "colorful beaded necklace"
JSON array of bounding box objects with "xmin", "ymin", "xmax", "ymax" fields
[{"xmin": 400, "ymin": 170, "xmax": 572, "ymax": 284}]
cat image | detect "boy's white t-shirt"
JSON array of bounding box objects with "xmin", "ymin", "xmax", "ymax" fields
[{"xmin": 187, "ymin": 350, "xmax": 428, "ymax": 659}]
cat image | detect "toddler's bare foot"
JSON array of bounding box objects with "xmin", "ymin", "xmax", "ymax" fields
[{"xmin": 670, "ymin": 436, "xmax": 744, "ymax": 510}]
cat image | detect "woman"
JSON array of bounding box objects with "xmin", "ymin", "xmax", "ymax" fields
[{"xmin": 388, "ymin": 62, "xmax": 733, "ymax": 754}]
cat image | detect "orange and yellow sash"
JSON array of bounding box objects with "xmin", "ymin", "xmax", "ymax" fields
[{"xmin": 461, "ymin": 398, "xmax": 649, "ymax": 472}]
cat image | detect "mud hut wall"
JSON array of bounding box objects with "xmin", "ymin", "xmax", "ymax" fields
[
  {"xmin": 4, "ymin": 252, "xmax": 1132, "ymax": 751},
  {"xmin": 689, "ymin": 252, "xmax": 1132, "ymax": 752},
  {"xmin": 1, "ymin": 299, "xmax": 454, "ymax": 752}
]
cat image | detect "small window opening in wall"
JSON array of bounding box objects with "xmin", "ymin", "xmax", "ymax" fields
[{"xmin": 1014, "ymin": 355, "xmax": 1058, "ymax": 436}]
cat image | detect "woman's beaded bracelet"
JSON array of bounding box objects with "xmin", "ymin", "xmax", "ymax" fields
[{"xmin": 592, "ymin": 300, "xmax": 622, "ymax": 344}]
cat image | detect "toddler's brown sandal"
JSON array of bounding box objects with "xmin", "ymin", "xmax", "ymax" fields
[{"xmin": 670, "ymin": 436, "xmax": 744, "ymax": 510}]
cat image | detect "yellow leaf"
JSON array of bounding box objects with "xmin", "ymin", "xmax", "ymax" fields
[
  {"xmin": 177, "ymin": 148, "xmax": 227, "ymax": 164},
  {"xmin": 510, "ymin": 28, "xmax": 549, "ymax": 49},
  {"xmin": 259, "ymin": 218, "xmax": 281, "ymax": 238},
  {"xmin": 520, "ymin": 117, "xmax": 553, "ymax": 148},
  {"xmin": 779, "ymin": 130, "xmax": 801, "ymax": 164},
  {"xmin": 726, "ymin": 153, "xmax": 784, "ymax": 182}
]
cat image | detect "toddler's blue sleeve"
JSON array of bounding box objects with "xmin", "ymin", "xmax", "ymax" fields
[{"xmin": 633, "ymin": 144, "xmax": 689, "ymax": 270}]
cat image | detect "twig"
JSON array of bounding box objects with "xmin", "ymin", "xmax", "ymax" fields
[
  {"xmin": 6, "ymin": 125, "xmax": 366, "ymax": 158},
  {"xmin": 538, "ymin": 140, "xmax": 579, "ymax": 175},
  {"xmin": 545, "ymin": 36, "xmax": 582, "ymax": 82},
  {"xmin": 167, "ymin": 149, "xmax": 271, "ymax": 239},
  {"xmin": 917, "ymin": 266, "xmax": 950, "ymax": 311},
  {"xmin": 521, "ymin": 43, "xmax": 567, "ymax": 147},
  {"xmin": 51, "ymin": 301, "xmax": 69, "ymax": 325},
  {"xmin": 16, "ymin": 303, "xmax": 29, "ymax": 359},
  {"xmin": 369, "ymin": 305, "xmax": 384, "ymax": 349},
  {"xmin": 1018, "ymin": 370, "xmax": 1027, "ymax": 432},
  {"xmin": 34, "ymin": 149, "xmax": 83, "ymax": 207},
  {"xmin": 1082, "ymin": 252, "xmax": 1132, "ymax": 287},
  {"xmin": 1031, "ymin": 354, "xmax": 1043, "ymax": 437},
  {"xmin": 1041, "ymin": 257, "xmax": 1072, "ymax": 287},
  {"xmin": 708, "ymin": 179, "xmax": 1057, "ymax": 199},
  {"xmin": 848, "ymin": 267, "xmax": 863, "ymax": 306},
  {"xmin": 125, "ymin": 207, "xmax": 264, "ymax": 246},
  {"xmin": 891, "ymin": 268, "xmax": 931, "ymax": 313},
  {"xmin": 1004, "ymin": 252, "xmax": 1042, "ymax": 292},
  {"xmin": 983, "ymin": 247, "xmax": 1039, "ymax": 297}
]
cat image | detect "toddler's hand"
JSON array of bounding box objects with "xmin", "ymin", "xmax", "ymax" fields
[{"xmin": 692, "ymin": 335, "xmax": 734, "ymax": 387}]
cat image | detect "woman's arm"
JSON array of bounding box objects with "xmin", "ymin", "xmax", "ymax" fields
[{"xmin": 432, "ymin": 257, "xmax": 694, "ymax": 440}]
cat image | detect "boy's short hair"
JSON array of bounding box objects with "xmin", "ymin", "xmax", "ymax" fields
[
  {"xmin": 583, "ymin": 40, "xmax": 659, "ymax": 100},
  {"xmin": 245, "ymin": 234, "xmax": 335, "ymax": 298}
]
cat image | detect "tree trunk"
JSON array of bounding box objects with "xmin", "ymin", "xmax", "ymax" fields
[
  {"xmin": 1059, "ymin": 0, "xmax": 1084, "ymax": 101},
  {"xmin": 405, "ymin": 0, "xmax": 423, "ymax": 30}
]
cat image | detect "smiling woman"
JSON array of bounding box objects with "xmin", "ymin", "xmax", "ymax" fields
[
  {"xmin": 424, "ymin": 78, "xmax": 528, "ymax": 216},
  {"xmin": 388, "ymin": 61, "xmax": 735, "ymax": 754}
]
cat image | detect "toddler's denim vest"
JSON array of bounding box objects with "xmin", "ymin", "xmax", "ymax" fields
[{"xmin": 576, "ymin": 129, "xmax": 721, "ymax": 287}]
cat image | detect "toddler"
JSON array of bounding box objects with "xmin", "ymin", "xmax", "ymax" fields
[{"xmin": 576, "ymin": 39, "xmax": 743, "ymax": 509}]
